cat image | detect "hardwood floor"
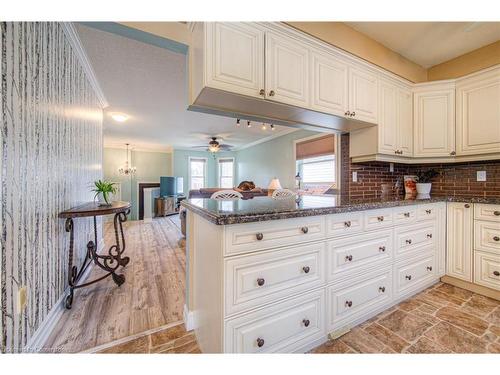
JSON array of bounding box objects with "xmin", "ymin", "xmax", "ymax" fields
[{"xmin": 43, "ymin": 216, "xmax": 186, "ymax": 353}]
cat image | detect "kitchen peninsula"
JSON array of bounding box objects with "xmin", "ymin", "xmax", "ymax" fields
[{"xmin": 182, "ymin": 195, "xmax": 500, "ymax": 353}]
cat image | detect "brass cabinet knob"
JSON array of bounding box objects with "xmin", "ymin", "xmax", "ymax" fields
[
  {"xmin": 257, "ymin": 278, "xmax": 265, "ymax": 286},
  {"xmin": 256, "ymin": 338, "xmax": 265, "ymax": 347},
  {"xmin": 465, "ymin": 204, "xmax": 470, "ymax": 208},
  {"xmin": 493, "ymin": 236, "xmax": 500, "ymax": 242},
  {"xmin": 344, "ymin": 221, "xmax": 351, "ymax": 228},
  {"xmin": 345, "ymin": 255, "xmax": 353, "ymax": 262},
  {"xmin": 302, "ymin": 319, "xmax": 310, "ymax": 327},
  {"xmin": 379, "ymin": 286, "xmax": 386, "ymax": 293},
  {"xmin": 256, "ymin": 232, "xmax": 264, "ymax": 241},
  {"xmin": 259, "ymin": 89, "xmax": 265, "ymax": 96},
  {"xmin": 494, "ymin": 211, "xmax": 500, "ymax": 216},
  {"xmin": 301, "ymin": 226, "xmax": 309, "ymax": 234},
  {"xmin": 450, "ymin": 151, "xmax": 456, "ymax": 156},
  {"xmin": 379, "ymin": 246, "xmax": 386, "ymax": 252},
  {"xmin": 493, "ymin": 271, "xmax": 500, "ymax": 277},
  {"xmin": 427, "ymin": 266, "xmax": 433, "ymax": 271},
  {"xmin": 269, "ymin": 90, "xmax": 275, "ymax": 97},
  {"xmin": 345, "ymin": 300, "xmax": 353, "ymax": 308},
  {"xmin": 302, "ymin": 266, "xmax": 310, "ymax": 274},
  {"xmin": 405, "ymin": 275, "xmax": 412, "ymax": 280}
]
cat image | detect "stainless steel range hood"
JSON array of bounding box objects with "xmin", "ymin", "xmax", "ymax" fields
[{"xmin": 188, "ymin": 87, "xmax": 377, "ymax": 134}]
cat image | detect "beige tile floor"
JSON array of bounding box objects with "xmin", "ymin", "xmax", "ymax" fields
[{"xmin": 98, "ymin": 282, "xmax": 500, "ymax": 354}]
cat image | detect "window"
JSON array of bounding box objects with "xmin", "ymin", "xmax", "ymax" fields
[
  {"xmin": 299, "ymin": 155, "xmax": 336, "ymax": 184},
  {"xmin": 218, "ymin": 158, "xmax": 234, "ymax": 188},
  {"xmin": 189, "ymin": 157, "xmax": 207, "ymax": 190}
]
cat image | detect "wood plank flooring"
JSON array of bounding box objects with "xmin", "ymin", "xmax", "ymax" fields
[{"xmin": 43, "ymin": 216, "xmax": 186, "ymax": 353}]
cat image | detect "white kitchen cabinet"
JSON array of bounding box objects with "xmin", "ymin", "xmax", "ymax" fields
[
  {"xmin": 265, "ymin": 31, "xmax": 310, "ymax": 107},
  {"xmin": 456, "ymin": 66, "xmax": 500, "ymax": 156},
  {"xmin": 413, "ymin": 82, "xmax": 456, "ymax": 157},
  {"xmin": 378, "ymin": 79, "xmax": 413, "ymax": 156},
  {"xmin": 446, "ymin": 202, "xmax": 473, "ymax": 282},
  {"xmin": 348, "ymin": 67, "xmax": 378, "ymax": 124},
  {"xmin": 205, "ymin": 22, "xmax": 265, "ymax": 98},
  {"xmin": 310, "ymin": 49, "xmax": 348, "ymax": 117}
]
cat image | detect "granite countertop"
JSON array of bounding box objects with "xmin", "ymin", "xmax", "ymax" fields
[{"xmin": 181, "ymin": 195, "xmax": 500, "ymax": 225}]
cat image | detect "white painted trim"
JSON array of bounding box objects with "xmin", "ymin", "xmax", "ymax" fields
[
  {"xmin": 234, "ymin": 127, "xmax": 299, "ymax": 151},
  {"xmin": 60, "ymin": 22, "xmax": 109, "ymax": 108},
  {"xmin": 25, "ymin": 238, "xmax": 104, "ymax": 353},
  {"xmin": 136, "ymin": 180, "xmax": 160, "ymax": 220},
  {"xmin": 183, "ymin": 304, "xmax": 196, "ymax": 331}
]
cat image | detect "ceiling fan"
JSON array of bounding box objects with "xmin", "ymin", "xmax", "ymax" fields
[{"xmin": 191, "ymin": 137, "xmax": 234, "ymax": 154}]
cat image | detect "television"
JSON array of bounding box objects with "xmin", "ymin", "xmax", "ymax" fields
[{"xmin": 160, "ymin": 176, "xmax": 184, "ymax": 197}]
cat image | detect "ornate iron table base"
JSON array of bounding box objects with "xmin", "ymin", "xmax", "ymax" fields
[{"xmin": 63, "ymin": 209, "xmax": 130, "ymax": 309}]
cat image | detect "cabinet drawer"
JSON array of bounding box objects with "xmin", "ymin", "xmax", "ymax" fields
[
  {"xmin": 224, "ymin": 216, "xmax": 325, "ymax": 256},
  {"xmin": 416, "ymin": 204, "xmax": 438, "ymax": 221},
  {"xmin": 475, "ymin": 204, "xmax": 500, "ymax": 222},
  {"xmin": 474, "ymin": 220, "xmax": 500, "ymax": 254},
  {"xmin": 225, "ymin": 243, "xmax": 325, "ymax": 315},
  {"xmin": 364, "ymin": 208, "xmax": 393, "ymax": 230},
  {"xmin": 326, "ymin": 230, "xmax": 392, "ymax": 278},
  {"xmin": 394, "ymin": 254, "xmax": 435, "ymax": 297},
  {"xmin": 327, "ymin": 268, "xmax": 392, "ymax": 331},
  {"xmin": 393, "ymin": 206, "xmax": 417, "ymax": 225},
  {"xmin": 326, "ymin": 211, "xmax": 363, "ymax": 238},
  {"xmin": 394, "ymin": 222, "xmax": 436, "ymax": 260},
  {"xmin": 224, "ymin": 290, "xmax": 325, "ymax": 353},
  {"xmin": 474, "ymin": 251, "xmax": 500, "ymax": 291}
]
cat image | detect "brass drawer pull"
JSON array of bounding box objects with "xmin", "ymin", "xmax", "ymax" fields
[
  {"xmin": 259, "ymin": 89, "xmax": 265, "ymax": 96},
  {"xmin": 344, "ymin": 221, "xmax": 351, "ymax": 228},
  {"xmin": 256, "ymin": 338, "xmax": 265, "ymax": 348},
  {"xmin": 493, "ymin": 236, "xmax": 500, "ymax": 242},
  {"xmin": 302, "ymin": 266, "xmax": 310, "ymax": 274},
  {"xmin": 377, "ymin": 216, "xmax": 384, "ymax": 222},
  {"xmin": 404, "ymin": 212, "xmax": 410, "ymax": 218},
  {"xmin": 256, "ymin": 233, "xmax": 264, "ymax": 241},
  {"xmin": 379, "ymin": 246, "xmax": 386, "ymax": 252},
  {"xmin": 427, "ymin": 233, "xmax": 433, "ymax": 239},
  {"xmin": 345, "ymin": 255, "xmax": 353, "ymax": 262},
  {"xmin": 405, "ymin": 275, "xmax": 412, "ymax": 281},
  {"xmin": 493, "ymin": 271, "xmax": 500, "ymax": 277},
  {"xmin": 427, "ymin": 266, "xmax": 433, "ymax": 271},
  {"xmin": 425, "ymin": 209, "xmax": 432, "ymax": 214},
  {"xmin": 269, "ymin": 90, "xmax": 275, "ymax": 97},
  {"xmin": 465, "ymin": 204, "xmax": 470, "ymax": 208},
  {"xmin": 494, "ymin": 211, "xmax": 500, "ymax": 216},
  {"xmin": 256, "ymin": 278, "xmax": 265, "ymax": 286},
  {"xmin": 301, "ymin": 226, "xmax": 309, "ymax": 234},
  {"xmin": 379, "ymin": 286, "xmax": 386, "ymax": 293},
  {"xmin": 351, "ymin": 111, "xmax": 356, "ymax": 117},
  {"xmin": 406, "ymin": 239, "xmax": 412, "ymax": 245},
  {"xmin": 345, "ymin": 300, "xmax": 353, "ymax": 308},
  {"xmin": 302, "ymin": 319, "xmax": 310, "ymax": 327}
]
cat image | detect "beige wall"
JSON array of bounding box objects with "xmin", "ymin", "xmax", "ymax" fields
[
  {"xmin": 287, "ymin": 22, "xmax": 428, "ymax": 83},
  {"xmin": 119, "ymin": 22, "xmax": 191, "ymax": 46},
  {"xmin": 427, "ymin": 40, "xmax": 500, "ymax": 81}
]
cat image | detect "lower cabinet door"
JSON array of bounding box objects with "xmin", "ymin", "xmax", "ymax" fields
[
  {"xmin": 224, "ymin": 290, "xmax": 325, "ymax": 353},
  {"xmin": 394, "ymin": 254, "xmax": 436, "ymax": 297},
  {"xmin": 326, "ymin": 268, "xmax": 392, "ymax": 332},
  {"xmin": 474, "ymin": 251, "xmax": 500, "ymax": 291}
]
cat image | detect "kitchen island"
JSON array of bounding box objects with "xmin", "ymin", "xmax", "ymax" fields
[{"xmin": 181, "ymin": 195, "xmax": 499, "ymax": 353}]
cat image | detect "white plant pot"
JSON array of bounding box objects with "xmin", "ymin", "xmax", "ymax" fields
[{"xmin": 416, "ymin": 183, "xmax": 432, "ymax": 197}]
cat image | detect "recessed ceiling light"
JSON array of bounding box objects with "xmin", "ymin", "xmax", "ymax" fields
[{"xmin": 110, "ymin": 112, "xmax": 129, "ymax": 123}]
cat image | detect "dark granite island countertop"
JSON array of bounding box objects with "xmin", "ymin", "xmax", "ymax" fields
[{"xmin": 181, "ymin": 194, "xmax": 500, "ymax": 225}]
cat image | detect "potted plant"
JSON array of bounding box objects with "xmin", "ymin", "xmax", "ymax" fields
[
  {"xmin": 415, "ymin": 169, "xmax": 439, "ymax": 197},
  {"xmin": 92, "ymin": 180, "xmax": 117, "ymax": 206}
]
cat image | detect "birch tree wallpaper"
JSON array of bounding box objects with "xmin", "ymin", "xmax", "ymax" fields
[{"xmin": 0, "ymin": 22, "xmax": 103, "ymax": 352}]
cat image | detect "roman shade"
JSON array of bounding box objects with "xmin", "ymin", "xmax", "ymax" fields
[{"xmin": 295, "ymin": 134, "xmax": 335, "ymax": 160}]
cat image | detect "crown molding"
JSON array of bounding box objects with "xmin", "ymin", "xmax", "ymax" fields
[
  {"xmin": 61, "ymin": 22, "xmax": 109, "ymax": 108},
  {"xmin": 234, "ymin": 128, "xmax": 299, "ymax": 151}
]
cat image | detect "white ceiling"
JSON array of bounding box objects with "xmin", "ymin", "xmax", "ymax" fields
[
  {"xmin": 346, "ymin": 22, "xmax": 500, "ymax": 68},
  {"xmin": 75, "ymin": 24, "xmax": 294, "ymax": 152}
]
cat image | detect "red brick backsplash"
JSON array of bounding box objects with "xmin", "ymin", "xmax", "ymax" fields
[{"xmin": 340, "ymin": 134, "xmax": 500, "ymax": 199}]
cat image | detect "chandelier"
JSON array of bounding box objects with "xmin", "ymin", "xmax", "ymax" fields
[{"xmin": 118, "ymin": 143, "xmax": 136, "ymax": 176}]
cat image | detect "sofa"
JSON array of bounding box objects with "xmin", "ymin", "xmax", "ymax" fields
[{"xmin": 179, "ymin": 188, "xmax": 269, "ymax": 236}]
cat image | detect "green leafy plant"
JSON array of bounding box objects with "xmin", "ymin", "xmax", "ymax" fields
[
  {"xmin": 91, "ymin": 180, "xmax": 117, "ymax": 205},
  {"xmin": 416, "ymin": 169, "xmax": 439, "ymax": 183}
]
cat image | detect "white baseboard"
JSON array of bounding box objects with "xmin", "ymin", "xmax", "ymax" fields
[
  {"xmin": 24, "ymin": 237, "xmax": 104, "ymax": 353},
  {"xmin": 183, "ymin": 304, "xmax": 195, "ymax": 331}
]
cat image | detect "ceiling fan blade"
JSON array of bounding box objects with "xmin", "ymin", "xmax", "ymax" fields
[
  {"xmin": 219, "ymin": 144, "xmax": 234, "ymax": 149},
  {"xmin": 191, "ymin": 145, "xmax": 209, "ymax": 148}
]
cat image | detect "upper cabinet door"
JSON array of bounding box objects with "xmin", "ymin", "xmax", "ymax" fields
[
  {"xmin": 378, "ymin": 80, "xmax": 398, "ymax": 155},
  {"xmin": 310, "ymin": 50, "xmax": 348, "ymax": 117},
  {"xmin": 397, "ymin": 88, "xmax": 413, "ymax": 156},
  {"xmin": 348, "ymin": 67, "xmax": 378, "ymax": 124},
  {"xmin": 456, "ymin": 68, "xmax": 500, "ymax": 156},
  {"xmin": 265, "ymin": 31, "xmax": 309, "ymax": 107},
  {"xmin": 413, "ymin": 85, "xmax": 455, "ymax": 157},
  {"xmin": 206, "ymin": 23, "xmax": 265, "ymax": 98}
]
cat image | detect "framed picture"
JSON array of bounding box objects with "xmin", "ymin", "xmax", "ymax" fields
[{"xmin": 404, "ymin": 175, "xmax": 418, "ymax": 196}]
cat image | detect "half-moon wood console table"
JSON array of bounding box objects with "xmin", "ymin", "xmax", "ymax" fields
[{"xmin": 59, "ymin": 201, "xmax": 131, "ymax": 309}]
